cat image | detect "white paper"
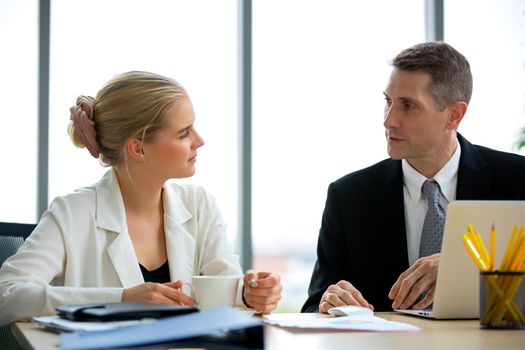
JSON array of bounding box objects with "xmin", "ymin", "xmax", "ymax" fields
[
  {"xmin": 265, "ymin": 314, "xmax": 420, "ymax": 332},
  {"xmin": 32, "ymin": 316, "xmax": 153, "ymax": 332}
]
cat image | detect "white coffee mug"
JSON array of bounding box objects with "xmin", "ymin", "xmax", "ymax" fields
[{"xmin": 188, "ymin": 275, "xmax": 240, "ymax": 311}]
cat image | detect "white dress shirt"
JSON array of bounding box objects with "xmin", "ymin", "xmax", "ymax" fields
[{"xmin": 402, "ymin": 142, "xmax": 461, "ymax": 266}]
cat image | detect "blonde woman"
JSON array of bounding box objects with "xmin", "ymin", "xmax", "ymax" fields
[{"xmin": 0, "ymin": 71, "xmax": 282, "ymax": 326}]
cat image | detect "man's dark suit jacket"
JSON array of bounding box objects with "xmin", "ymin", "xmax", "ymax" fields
[{"xmin": 302, "ymin": 134, "xmax": 525, "ymax": 312}]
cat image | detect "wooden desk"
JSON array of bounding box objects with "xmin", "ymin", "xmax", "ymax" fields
[{"xmin": 12, "ymin": 312, "xmax": 525, "ymax": 350}]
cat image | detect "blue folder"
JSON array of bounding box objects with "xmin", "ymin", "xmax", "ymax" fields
[{"xmin": 59, "ymin": 307, "xmax": 264, "ymax": 350}]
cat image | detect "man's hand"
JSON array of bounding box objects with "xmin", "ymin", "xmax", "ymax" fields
[
  {"xmin": 388, "ymin": 253, "xmax": 440, "ymax": 310},
  {"xmin": 319, "ymin": 280, "xmax": 374, "ymax": 313}
]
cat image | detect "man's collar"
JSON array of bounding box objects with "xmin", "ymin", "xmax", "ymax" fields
[{"xmin": 402, "ymin": 140, "xmax": 461, "ymax": 204}]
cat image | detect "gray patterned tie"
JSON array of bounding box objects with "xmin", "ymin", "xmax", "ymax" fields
[{"xmin": 419, "ymin": 180, "xmax": 445, "ymax": 258}]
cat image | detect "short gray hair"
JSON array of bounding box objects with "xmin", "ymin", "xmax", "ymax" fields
[{"xmin": 391, "ymin": 42, "xmax": 473, "ymax": 111}]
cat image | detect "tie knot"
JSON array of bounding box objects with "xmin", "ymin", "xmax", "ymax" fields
[{"xmin": 422, "ymin": 180, "xmax": 441, "ymax": 204}]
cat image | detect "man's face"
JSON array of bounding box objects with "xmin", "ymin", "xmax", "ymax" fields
[{"xmin": 383, "ymin": 68, "xmax": 452, "ymax": 167}]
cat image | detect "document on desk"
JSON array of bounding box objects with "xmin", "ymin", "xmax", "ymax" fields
[
  {"xmin": 265, "ymin": 314, "xmax": 420, "ymax": 332},
  {"xmin": 59, "ymin": 307, "xmax": 264, "ymax": 350},
  {"xmin": 33, "ymin": 316, "xmax": 153, "ymax": 332}
]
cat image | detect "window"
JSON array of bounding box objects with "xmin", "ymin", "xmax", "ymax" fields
[
  {"xmin": 253, "ymin": 0, "xmax": 425, "ymax": 311},
  {"xmin": 48, "ymin": 0, "xmax": 239, "ymax": 244},
  {"xmin": 0, "ymin": 0, "xmax": 38, "ymax": 223},
  {"xmin": 445, "ymin": 0, "xmax": 525, "ymax": 154}
]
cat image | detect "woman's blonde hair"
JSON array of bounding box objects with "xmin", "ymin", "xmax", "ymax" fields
[{"xmin": 68, "ymin": 71, "xmax": 186, "ymax": 166}]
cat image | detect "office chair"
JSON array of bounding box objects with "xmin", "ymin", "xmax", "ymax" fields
[{"xmin": 0, "ymin": 222, "xmax": 37, "ymax": 350}]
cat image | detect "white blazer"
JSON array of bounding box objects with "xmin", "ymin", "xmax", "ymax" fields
[{"xmin": 0, "ymin": 169, "xmax": 243, "ymax": 325}]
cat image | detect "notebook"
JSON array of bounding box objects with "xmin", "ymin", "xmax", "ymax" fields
[
  {"xmin": 56, "ymin": 302, "xmax": 197, "ymax": 321},
  {"xmin": 396, "ymin": 200, "xmax": 525, "ymax": 319}
]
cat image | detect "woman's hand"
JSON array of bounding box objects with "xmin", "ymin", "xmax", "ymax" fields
[
  {"xmin": 242, "ymin": 270, "xmax": 282, "ymax": 313},
  {"xmin": 121, "ymin": 280, "xmax": 196, "ymax": 307}
]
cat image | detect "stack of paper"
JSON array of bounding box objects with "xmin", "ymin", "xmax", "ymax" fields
[
  {"xmin": 33, "ymin": 316, "xmax": 153, "ymax": 332},
  {"xmin": 265, "ymin": 313, "xmax": 420, "ymax": 332}
]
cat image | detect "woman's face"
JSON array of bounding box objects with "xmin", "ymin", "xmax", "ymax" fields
[{"xmin": 143, "ymin": 94, "xmax": 205, "ymax": 179}]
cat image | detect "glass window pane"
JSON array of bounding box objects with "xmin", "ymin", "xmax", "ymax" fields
[
  {"xmin": 253, "ymin": 0, "xmax": 425, "ymax": 311},
  {"xmin": 445, "ymin": 0, "xmax": 525, "ymax": 154},
  {"xmin": 49, "ymin": 0, "xmax": 238, "ymax": 243},
  {"xmin": 0, "ymin": 0, "xmax": 38, "ymax": 223}
]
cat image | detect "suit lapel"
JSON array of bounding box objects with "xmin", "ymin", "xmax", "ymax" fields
[
  {"xmin": 96, "ymin": 169, "xmax": 144, "ymax": 287},
  {"xmin": 375, "ymin": 160, "xmax": 409, "ymax": 273},
  {"xmin": 163, "ymin": 185, "xmax": 195, "ymax": 284},
  {"xmin": 106, "ymin": 230, "xmax": 144, "ymax": 287},
  {"xmin": 456, "ymin": 134, "xmax": 491, "ymax": 199}
]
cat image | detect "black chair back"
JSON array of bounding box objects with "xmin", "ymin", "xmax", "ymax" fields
[
  {"xmin": 0, "ymin": 222, "xmax": 37, "ymax": 350},
  {"xmin": 0, "ymin": 222, "xmax": 36, "ymax": 238}
]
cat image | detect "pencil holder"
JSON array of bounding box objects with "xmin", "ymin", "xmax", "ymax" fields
[{"xmin": 480, "ymin": 271, "xmax": 525, "ymax": 329}]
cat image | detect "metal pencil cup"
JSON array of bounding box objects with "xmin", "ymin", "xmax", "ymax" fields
[{"xmin": 480, "ymin": 271, "xmax": 525, "ymax": 329}]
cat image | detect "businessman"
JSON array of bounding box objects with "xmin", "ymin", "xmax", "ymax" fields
[{"xmin": 302, "ymin": 41, "xmax": 525, "ymax": 313}]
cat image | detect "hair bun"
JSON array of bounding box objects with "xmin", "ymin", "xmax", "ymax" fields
[{"xmin": 69, "ymin": 95, "xmax": 101, "ymax": 158}]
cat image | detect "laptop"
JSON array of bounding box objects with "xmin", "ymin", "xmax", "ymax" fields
[{"xmin": 396, "ymin": 200, "xmax": 525, "ymax": 319}]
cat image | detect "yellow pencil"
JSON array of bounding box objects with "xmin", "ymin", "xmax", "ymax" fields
[
  {"xmin": 490, "ymin": 223, "xmax": 495, "ymax": 271},
  {"xmin": 509, "ymin": 234, "xmax": 525, "ymax": 271},
  {"xmin": 466, "ymin": 227, "xmax": 486, "ymax": 267},
  {"xmin": 478, "ymin": 231, "xmax": 491, "ymax": 269},
  {"xmin": 501, "ymin": 226, "xmax": 519, "ymax": 271},
  {"xmin": 462, "ymin": 234, "xmax": 488, "ymax": 271}
]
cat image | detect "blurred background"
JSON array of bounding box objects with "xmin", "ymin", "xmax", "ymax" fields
[{"xmin": 1, "ymin": 0, "xmax": 524, "ymax": 312}]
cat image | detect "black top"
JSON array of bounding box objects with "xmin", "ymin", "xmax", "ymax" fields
[{"xmin": 139, "ymin": 261, "xmax": 171, "ymax": 283}]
